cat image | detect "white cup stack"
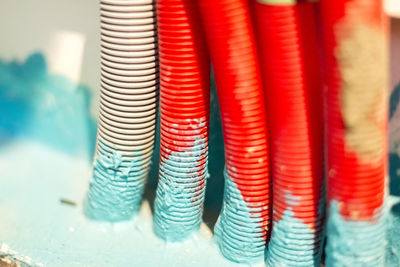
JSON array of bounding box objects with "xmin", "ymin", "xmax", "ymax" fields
[{"xmin": 86, "ymin": 0, "xmax": 159, "ymax": 221}]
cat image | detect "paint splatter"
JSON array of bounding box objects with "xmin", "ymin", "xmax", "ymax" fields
[{"xmin": 0, "ymin": 53, "xmax": 96, "ymax": 158}]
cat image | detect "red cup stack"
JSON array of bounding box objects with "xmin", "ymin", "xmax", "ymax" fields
[
  {"xmin": 253, "ymin": 1, "xmax": 325, "ymax": 265},
  {"xmin": 320, "ymin": 0, "xmax": 388, "ymax": 265},
  {"xmin": 152, "ymin": 0, "xmax": 211, "ymax": 242},
  {"xmin": 199, "ymin": 0, "xmax": 271, "ymax": 263}
]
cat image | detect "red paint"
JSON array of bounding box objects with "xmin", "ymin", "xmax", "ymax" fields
[{"xmin": 157, "ymin": 0, "xmax": 210, "ymax": 193}]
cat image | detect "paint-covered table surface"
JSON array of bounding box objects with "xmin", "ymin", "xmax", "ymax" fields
[{"xmin": 0, "ymin": 140, "xmax": 255, "ymax": 267}]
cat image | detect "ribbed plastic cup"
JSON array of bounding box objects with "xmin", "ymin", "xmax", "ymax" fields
[
  {"xmin": 100, "ymin": 0, "xmax": 154, "ymax": 5},
  {"xmin": 101, "ymin": 91, "xmax": 156, "ymax": 104},
  {"xmin": 319, "ymin": 0, "xmax": 388, "ymax": 266},
  {"xmin": 152, "ymin": 0, "xmax": 210, "ymax": 243},
  {"xmin": 252, "ymin": 2, "xmax": 325, "ymax": 266},
  {"xmin": 97, "ymin": 138, "xmax": 155, "ymax": 155},
  {"xmin": 100, "ymin": 3, "xmax": 155, "ymax": 12},
  {"xmin": 198, "ymin": 0, "xmax": 272, "ymax": 263},
  {"xmin": 101, "ymin": 48, "xmax": 158, "ymax": 60}
]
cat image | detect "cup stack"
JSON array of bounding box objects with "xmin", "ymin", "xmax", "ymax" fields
[
  {"xmin": 152, "ymin": 0, "xmax": 210, "ymax": 242},
  {"xmin": 199, "ymin": 0, "xmax": 272, "ymax": 263},
  {"xmin": 320, "ymin": 0, "xmax": 388, "ymax": 265},
  {"xmin": 253, "ymin": 1, "xmax": 325, "ymax": 265},
  {"xmin": 85, "ymin": 0, "xmax": 159, "ymax": 222}
]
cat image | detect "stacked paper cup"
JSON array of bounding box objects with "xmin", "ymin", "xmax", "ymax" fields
[
  {"xmin": 152, "ymin": 0, "xmax": 210, "ymax": 241},
  {"xmin": 320, "ymin": 0, "xmax": 388, "ymax": 265},
  {"xmin": 85, "ymin": 0, "xmax": 159, "ymax": 221},
  {"xmin": 253, "ymin": 1, "xmax": 325, "ymax": 266},
  {"xmin": 199, "ymin": 0, "xmax": 272, "ymax": 263}
]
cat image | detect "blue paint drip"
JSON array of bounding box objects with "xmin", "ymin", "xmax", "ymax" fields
[
  {"xmin": 85, "ymin": 148, "xmax": 147, "ymax": 222},
  {"xmin": 0, "ymin": 53, "xmax": 96, "ymax": 157},
  {"xmin": 325, "ymin": 201, "xmax": 387, "ymax": 267},
  {"xmin": 214, "ymin": 167, "xmax": 266, "ymax": 264},
  {"xmin": 153, "ymin": 136, "xmax": 209, "ymax": 242}
]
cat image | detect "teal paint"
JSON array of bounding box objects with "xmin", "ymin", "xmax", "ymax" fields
[
  {"xmin": 85, "ymin": 148, "xmax": 146, "ymax": 222},
  {"xmin": 0, "ymin": 53, "xmax": 96, "ymax": 158},
  {"xmin": 386, "ymin": 197, "xmax": 400, "ymax": 266},
  {"xmin": 283, "ymin": 190, "xmax": 301, "ymax": 207},
  {"xmin": 153, "ymin": 137, "xmax": 209, "ymax": 242},
  {"xmin": 266, "ymin": 191, "xmax": 325, "ymax": 266},
  {"xmin": 266, "ymin": 209, "xmax": 324, "ymax": 266},
  {"xmin": 0, "ymin": 141, "xmax": 247, "ymax": 267},
  {"xmin": 214, "ymin": 168, "xmax": 266, "ymax": 264},
  {"xmin": 325, "ymin": 201, "xmax": 387, "ymax": 267}
]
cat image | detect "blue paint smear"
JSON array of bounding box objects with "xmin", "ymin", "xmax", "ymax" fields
[
  {"xmin": 0, "ymin": 53, "xmax": 96, "ymax": 158},
  {"xmin": 266, "ymin": 209, "xmax": 324, "ymax": 267},
  {"xmin": 153, "ymin": 136, "xmax": 209, "ymax": 242},
  {"xmin": 266, "ymin": 190, "xmax": 325, "ymax": 266},
  {"xmin": 325, "ymin": 201, "xmax": 387, "ymax": 267},
  {"xmin": 85, "ymin": 148, "xmax": 147, "ymax": 222},
  {"xmin": 214, "ymin": 167, "xmax": 266, "ymax": 264}
]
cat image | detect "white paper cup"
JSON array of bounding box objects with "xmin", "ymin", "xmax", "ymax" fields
[
  {"xmin": 100, "ymin": 0, "xmax": 155, "ymax": 5},
  {"xmin": 101, "ymin": 69, "xmax": 158, "ymax": 83},
  {"xmin": 101, "ymin": 85, "xmax": 159, "ymax": 97},
  {"xmin": 101, "ymin": 64, "xmax": 157, "ymax": 76},
  {"xmin": 99, "ymin": 112, "xmax": 156, "ymax": 129},
  {"xmin": 101, "ymin": 76, "xmax": 158, "ymax": 89},
  {"xmin": 100, "ymin": 9, "xmax": 154, "ymax": 19},
  {"xmin": 100, "ymin": 107, "xmax": 157, "ymax": 123},
  {"xmin": 97, "ymin": 140, "xmax": 155, "ymax": 158},
  {"xmin": 100, "ymin": 103, "xmax": 157, "ymax": 118},
  {"xmin": 99, "ymin": 124, "xmax": 155, "ymax": 141},
  {"xmin": 99, "ymin": 126, "xmax": 155, "ymax": 142},
  {"xmin": 100, "ymin": 118, "xmax": 156, "ymax": 134},
  {"xmin": 101, "ymin": 46, "xmax": 157, "ymax": 59},
  {"xmin": 100, "ymin": 97, "xmax": 157, "ymax": 112},
  {"xmin": 98, "ymin": 132, "xmax": 155, "ymax": 149},
  {"xmin": 101, "ymin": 70, "xmax": 159, "ymax": 83},
  {"xmin": 101, "ymin": 91, "xmax": 156, "ymax": 105},
  {"xmin": 98, "ymin": 133, "xmax": 154, "ymax": 148},
  {"xmin": 99, "ymin": 124, "xmax": 156, "ymax": 139},
  {"xmin": 102, "ymin": 35, "xmax": 156, "ymax": 45},
  {"xmin": 101, "ymin": 57, "xmax": 157, "ymax": 70},
  {"xmin": 99, "ymin": 123, "xmax": 155, "ymax": 140},
  {"xmin": 100, "ymin": 86, "xmax": 158, "ymax": 100},
  {"xmin": 101, "ymin": 40, "xmax": 157, "ymax": 52},
  {"xmin": 101, "ymin": 28, "xmax": 155, "ymax": 39},
  {"xmin": 100, "ymin": 3, "xmax": 154, "ymax": 12},
  {"xmin": 101, "ymin": 53, "xmax": 157, "ymax": 64},
  {"xmin": 101, "ymin": 22, "xmax": 156, "ymax": 32},
  {"xmin": 101, "ymin": 16, "xmax": 156, "ymax": 26},
  {"xmin": 101, "ymin": 82, "xmax": 158, "ymax": 96},
  {"xmin": 97, "ymin": 144, "xmax": 155, "ymax": 161}
]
